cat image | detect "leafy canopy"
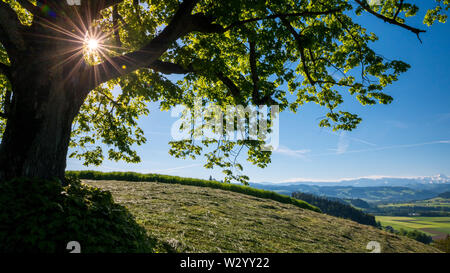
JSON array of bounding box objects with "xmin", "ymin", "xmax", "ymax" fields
[{"xmin": 0, "ymin": 0, "xmax": 448, "ymax": 183}]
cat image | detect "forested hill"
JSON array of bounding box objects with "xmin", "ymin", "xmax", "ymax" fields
[
  {"xmin": 250, "ymin": 183, "xmax": 449, "ymax": 203},
  {"xmin": 439, "ymin": 192, "xmax": 450, "ymax": 198},
  {"xmin": 291, "ymin": 192, "xmax": 377, "ymax": 227}
]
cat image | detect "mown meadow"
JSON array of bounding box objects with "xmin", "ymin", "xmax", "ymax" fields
[
  {"xmin": 66, "ymin": 171, "xmax": 320, "ymax": 213},
  {"xmin": 84, "ymin": 179, "xmax": 440, "ymax": 253}
]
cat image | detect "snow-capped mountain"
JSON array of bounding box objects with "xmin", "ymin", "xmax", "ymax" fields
[
  {"xmin": 417, "ymin": 174, "xmax": 449, "ymax": 184},
  {"xmin": 249, "ymin": 174, "xmax": 450, "ymax": 203},
  {"xmin": 275, "ymin": 174, "xmax": 450, "ymax": 187},
  {"xmin": 256, "ymin": 174, "xmax": 450, "ymax": 187},
  {"xmin": 337, "ymin": 174, "xmax": 450, "ymax": 187}
]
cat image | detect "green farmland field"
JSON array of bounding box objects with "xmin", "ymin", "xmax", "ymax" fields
[{"xmin": 376, "ymin": 216, "xmax": 450, "ymax": 240}]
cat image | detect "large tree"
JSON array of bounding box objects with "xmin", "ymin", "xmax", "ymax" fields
[{"xmin": 0, "ymin": 0, "xmax": 447, "ymax": 183}]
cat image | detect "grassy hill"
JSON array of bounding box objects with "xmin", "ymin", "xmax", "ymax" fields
[{"xmin": 84, "ymin": 179, "xmax": 440, "ymax": 253}]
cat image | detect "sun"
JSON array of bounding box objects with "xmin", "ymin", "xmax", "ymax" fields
[
  {"xmin": 83, "ymin": 36, "xmax": 103, "ymax": 64},
  {"xmin": 82, "ymin": 31, "xmax": 108, "ymax": 64},
  {"xmin": 87, "ymin": 39, "xmax": 99, "ymax": 51}
]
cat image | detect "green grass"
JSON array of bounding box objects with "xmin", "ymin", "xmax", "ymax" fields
[
  {"xmin": 66, "ymin": 170, "xmax": 320, "ymax": 213},
  {"xmin": 376, "ymin": 216, "xmax": 450, "ymax": 239},
  {"xmin": 84, "ymin": 180, "xmax": 440, "ymax": 253}
]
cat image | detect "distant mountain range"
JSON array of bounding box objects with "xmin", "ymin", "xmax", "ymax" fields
[
  {"xmin": 250, "ymin": 174, "xmax": 450, "ymax": 204},
  {"xmin": 263, "ymin": 174, "xmax": 450, "ymax": 187}
]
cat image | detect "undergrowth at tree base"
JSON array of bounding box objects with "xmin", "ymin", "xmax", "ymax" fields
[{"xmin": 0, "ymin": 177, "xmax": 157, "ymax": 253}]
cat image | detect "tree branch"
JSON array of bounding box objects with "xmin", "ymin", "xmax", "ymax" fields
[
  {"xmin": 112, "ymin": 5, "xmax": 123, "ymax": 47},
  {"xmin": 147, "ymin": 59, "xmax": 277, "ymax": 105},
  {"xmin": 216, "ymin": 72, "xmax": 244, "ymax": 104},
  {"xmin": 79, "ymin": 0, "xmax": 125, "ymax": 25},
  {"xmin": 147, "ymin": 60, "xmax": 193, "ymax": 74},
  {"xmin": 95, "ymin": 88, "xmax": 123, "ymax": 108},
  {"xmin": 147, "ymin": 59, "xmax": 246, "ymax": 104},
  {"xmin": 354, "ymin": 0, "xmax": 425, "ymax": 41},
  {"xmin": 0, "ymin": 63, "xmax": 11, "ymax": 77},
  {"xmin": 146, "ymin": 60, "xmax": 245, "ymax": 103},
  {"xmin": 186, "ymin": 9, "xmax": 345, "ymax": 34},
  {"xmin": 222, "ymin": 9, "xmax": 344, "ymax": 32},
  {"xmin": 249, "ymin": 41, "xmax": 261, "ymax": 103},
  {"xmin": 249, "ymin": 41, "xmax": 276, "ymax": 105},
  {"xmin": 80, "ymin": 2, "xmax": 346, "ymax": 97},
  {"xmin": 0, "ymin": 81, "xmax": 11, "ymax": 118},
  {"xmin": 393, "ymin": 0, "xmax": 404, "ymax": 20},
  {"xmin": 103, "ymin": 0, "xmax": 125, "ymax": 10},
  {"xmin": 281, "ymin": 18, "xmax": 316, "ymax": 85},
  {"xmin": 146, "ymin": 60, "xmax": 246, "ymax": 104},
  {"xmin": 16, "ymin": 0, "xmax": 38, "ymax": 16},
  {"xmin": 0, "ymin": 1, "xmax": 27, "ymax": 54},
  {"xmin": 2, "ymin": 88, "xmax": 12, "ymax": 118},
  {"xmin": 81, "ymin": 0, "xmax": 200, "ymax": 91},
  {"xmin": 132, "ymin": 0, "xmax": 143, "ymax": 25}
]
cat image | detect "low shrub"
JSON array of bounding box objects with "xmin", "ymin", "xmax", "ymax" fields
[
  {"xmin": 66, "ymin": 170, "xmax": 321, "ymax": 213},
  {"xmin": 0, "ymin": 177, "xmax": 156, "ymax": 253},
  {"xmin": 397, "ymin": 228, "xmax": 433, "ymax": 245},
  {"xmin": 432, "ymin": 234, "xmax": 450, "ymax": 253}
]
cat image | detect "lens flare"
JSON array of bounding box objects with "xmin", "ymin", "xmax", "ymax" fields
[
  {"xmin": 34, "ymin": 13, "xmax": 124, "ymax": 83},
  {"xmin": 87, "ymin": 39, "xmax": 99, "ymax": 51}
]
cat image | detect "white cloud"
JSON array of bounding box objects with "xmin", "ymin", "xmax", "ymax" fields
[
  {"xmin": 314, "ymin": 139, "xmax": 450, "ymax": 157},
  {"xmin": 324, "ymin": 130, "xmax": 376, "ymax": 150},
  {"xmin": 274, "ymin": 145, "xmax": 311, "ymax": 159},
  {"xmin": 336, "ymin": 132, "xmax": 350, "ymax": 154},
  {"xmin": 385, "ymin": 120, "xmax": 409, "ymax": 129},
  {"xmin": 338, "ymin": 140, "xmax": 450, "ymax": 155}
]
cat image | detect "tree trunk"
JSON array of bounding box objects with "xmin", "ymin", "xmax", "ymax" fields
[{"xmin": 0, "ymin": 61, "xmax": 87, "ymax": 183}]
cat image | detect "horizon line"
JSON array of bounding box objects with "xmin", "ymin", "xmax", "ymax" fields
[{"xmin": 266, "ymin": 174, "xmax": 449, "ymax": 184}]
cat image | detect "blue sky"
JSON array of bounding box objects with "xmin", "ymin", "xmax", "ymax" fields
[{"xmin": 67, "ymin": 7, "xmax": 450, "ymax": 183}]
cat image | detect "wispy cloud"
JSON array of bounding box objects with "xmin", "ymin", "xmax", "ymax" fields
[
  {"xmin": 274, "ymin": 145, "xmax": 311, "ymax": 159},
  {"xmin": 325, "ymin": 130, "xmax": 376, "ymax": 148},
  {"xmin": 336, "ymin": 132, "xmax": 350, "ymax": 154},
  {"xmin": 385, "ymin": 120, "xmax": 409, "ymax": 129},
  {"xmin": 327, "ymin": 131, "xmax": 376, "ymax": 155},
  {"xmin": 315, "ymin": 139, "xmax": 450, "ymax": 156},
  {"xmin": 274, "ymin": 131, "xmax": 377, "ymax": 159}
]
